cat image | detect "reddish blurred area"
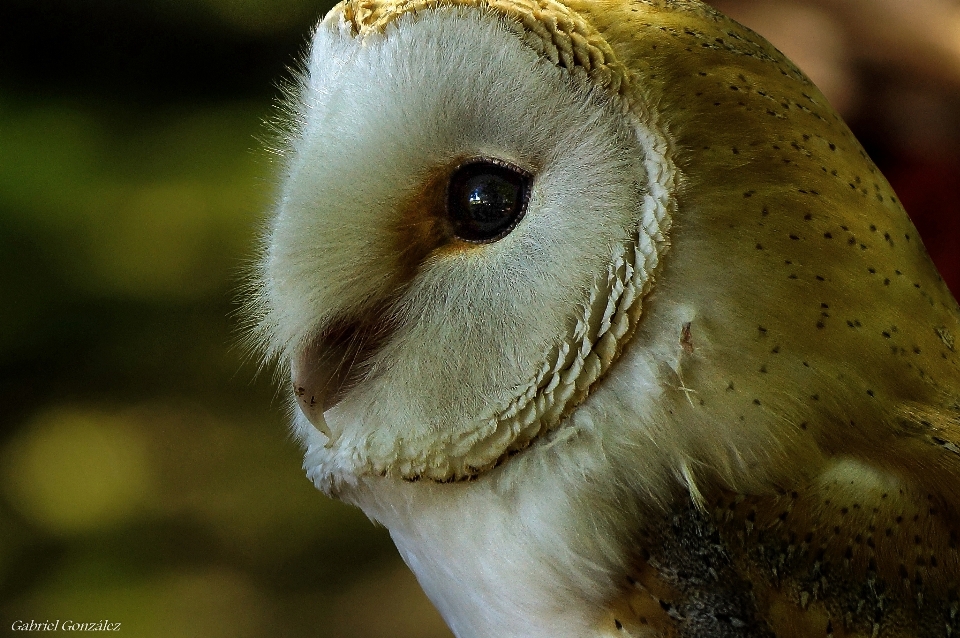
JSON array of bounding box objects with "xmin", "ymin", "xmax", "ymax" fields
[
  {"xmin": 710, "ymin": 0, "xmax": 960, "ymax": 295},
  {"xmin": 888, "ymin": 154, "xmax": 960, "ymax": 293}
]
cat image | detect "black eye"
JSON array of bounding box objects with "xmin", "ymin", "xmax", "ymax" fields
[{"xmin": 446, "ymin": 160, "xmax": 531, "ymax": 243}]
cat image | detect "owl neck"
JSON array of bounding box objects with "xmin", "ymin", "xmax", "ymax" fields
[{"xmin": 343, "ymin": 421, "xmax": 665, "ymax": 638}]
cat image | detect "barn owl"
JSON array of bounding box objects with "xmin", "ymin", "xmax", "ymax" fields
[{"xmin": 248, "ymin": 0, "xmax": 960, "ymax": 635}]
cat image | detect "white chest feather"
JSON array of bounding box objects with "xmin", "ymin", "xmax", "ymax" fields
[{"xmin": 349, "ymin": 431, "xmax": 625, "ymax": 638}]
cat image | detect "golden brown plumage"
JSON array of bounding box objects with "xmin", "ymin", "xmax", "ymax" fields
[{"xmin": 574, "ymin": 1, "xmax": 960, "ymax": 634}]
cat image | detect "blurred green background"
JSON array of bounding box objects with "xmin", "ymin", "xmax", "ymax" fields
[
  {"xmin": 0, "ymin": 0, "xmax": 958, "ymax": 636},
  {"xmin": 0, "ymin": 0, "xmax": 451, "ymax": 636}
]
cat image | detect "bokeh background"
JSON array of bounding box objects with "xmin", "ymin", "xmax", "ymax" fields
[{"xmin": 0, "ymin": 0, "xmax": 958, "ymax": 636}]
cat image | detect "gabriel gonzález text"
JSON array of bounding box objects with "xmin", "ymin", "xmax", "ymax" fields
[{"xmin": 11, "ymin": 620, "xmax": 121, "ymax": 631}]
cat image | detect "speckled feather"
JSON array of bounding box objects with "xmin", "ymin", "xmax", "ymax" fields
[{"xmin": 575, "ymin": 1, "xmax": 960, "ymax": 635}]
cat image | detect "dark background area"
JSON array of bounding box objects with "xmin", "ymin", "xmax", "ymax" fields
[{"xmin": 0, "ymin": 0, "xmax": 958, "ymax": 636}]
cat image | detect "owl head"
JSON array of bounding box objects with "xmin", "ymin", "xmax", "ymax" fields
[
  {"xmin": 251, "ymin": 0, "xmax": 677, "ymax": 487},
  {"xmin": 250, "ymin": 0, "xmax": 959, "ymax": 498}
]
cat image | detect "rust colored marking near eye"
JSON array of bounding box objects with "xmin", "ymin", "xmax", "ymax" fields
[{"xmin": 391, "ymin": 161, "xmax": 482, "ymax": 284}]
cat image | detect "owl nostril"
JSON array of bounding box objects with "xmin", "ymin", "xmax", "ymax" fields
[{"xmin": 291, "ymin": 316, "xmax": 393, "ymax": 431}]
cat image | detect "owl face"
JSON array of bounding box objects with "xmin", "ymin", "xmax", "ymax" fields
[{"xmin": 253, "ymin": 2, "xmax": 674, "ymax": 486}]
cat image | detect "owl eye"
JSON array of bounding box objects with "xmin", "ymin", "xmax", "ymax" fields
[{"xmin": 446, "ymin": 160, "xmax": 532, "ymax": 243}]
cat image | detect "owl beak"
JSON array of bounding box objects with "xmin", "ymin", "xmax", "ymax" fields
[
  {"xmin": 290, "ymin": 315, "xmax": 392, "ymax": 441},
  {"xmin": 291, "ymin": 330, "xmax": 358, "ymax": 439}
]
